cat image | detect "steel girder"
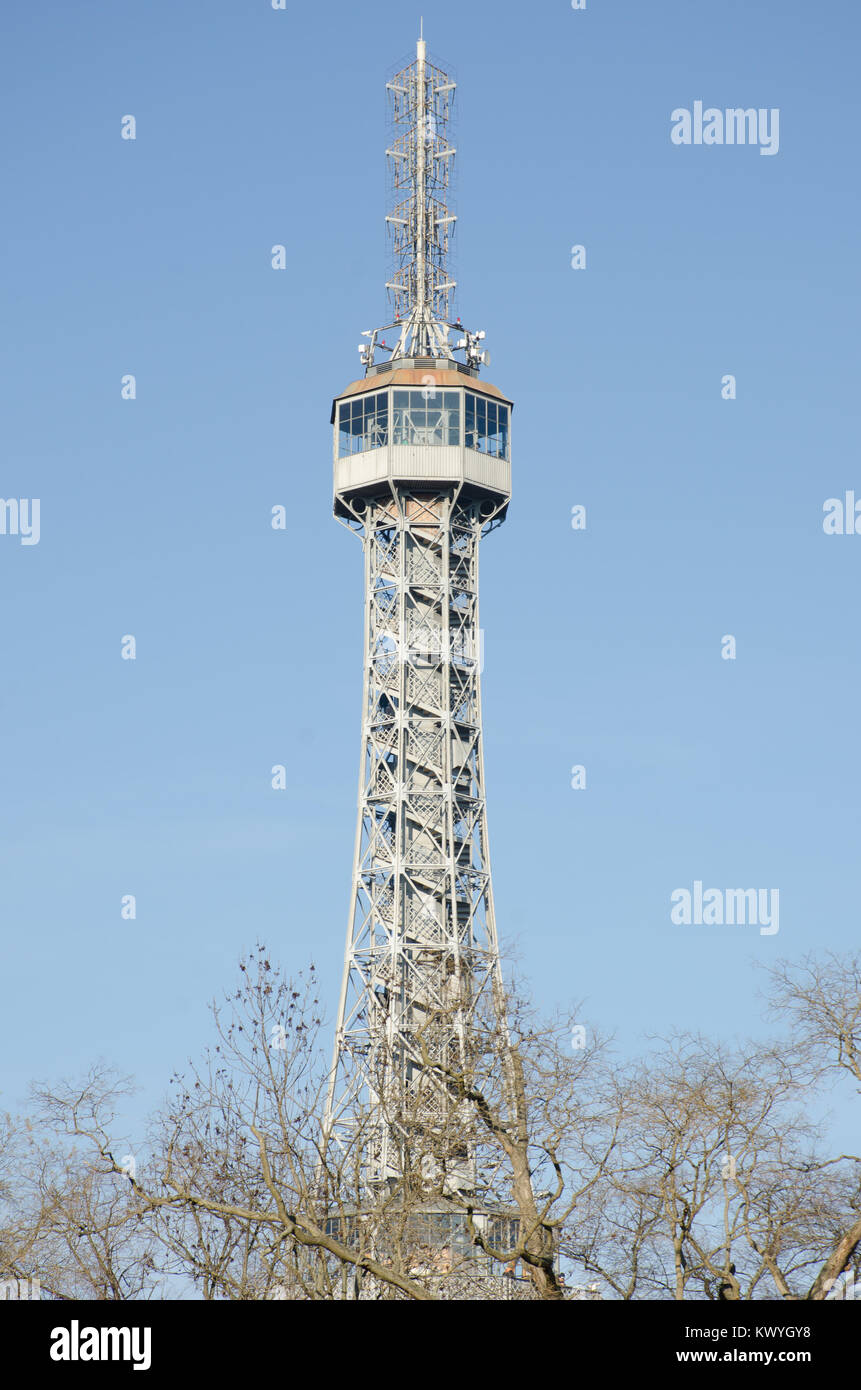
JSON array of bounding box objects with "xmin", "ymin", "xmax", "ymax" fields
[{"xmin": 325, "ymin": 486, "xmax": 504, "ymax": 1196}]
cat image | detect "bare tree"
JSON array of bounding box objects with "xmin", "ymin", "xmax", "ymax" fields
[
  {"xmin": 411, "ymin": 979, "xmax": 623, "ymax": 1299},
  {"xmin": 763, "ymin": 951, "xmax": 861, "ymax": 1300},
  {"xmin": 22, "ymin": 951, "xmax": 617, "ymax": 1301},
  {"xmin": 5, "ymin": 1067, "xmax": 161, "ymax": 1300},
  {"xmin": 12, "ymin": 946, "xmax": 861, "ymax": 1303},
  {"xmin": 564, "ymin": 1032, "xmax": 859, "ymax": 1301},
  {"xmin": 37, "ymin": 954, "xmax": 439, "ymax": 1301}
]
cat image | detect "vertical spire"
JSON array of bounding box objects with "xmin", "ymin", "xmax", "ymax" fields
[
  {"xmin": 415, "ymin": 34, "xmax": 427, "ymax": 324},
  {"xmin": 385, "ymin": 38, "xmax": 458, "ymax": 358}
]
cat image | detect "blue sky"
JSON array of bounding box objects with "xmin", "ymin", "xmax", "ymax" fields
[{"xmin": 1, "ymin": 0, "xmax": 859, "ymax": 1144}]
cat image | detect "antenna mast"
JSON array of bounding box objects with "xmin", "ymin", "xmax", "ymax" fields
[{"xmin": 382, "ymin": 38, "xmax": 459, "ymax": 361}]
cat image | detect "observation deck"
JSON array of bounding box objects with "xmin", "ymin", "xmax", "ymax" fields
[{"xmin": 332, "ymin": 359, "xmax": 513, "ymax": 523}]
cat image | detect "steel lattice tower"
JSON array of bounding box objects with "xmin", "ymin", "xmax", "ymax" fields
[{"xmin": 325, "ymin": 33, "xmax": 513, "ymax": 1210}]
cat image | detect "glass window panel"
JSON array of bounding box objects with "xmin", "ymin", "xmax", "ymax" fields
[
  {"xmin": 444, "ymin": 392, "xmax": 460, "ymax": 446},
  {"xmin": 339, "ymin": 403, "xmax": 354, "ymax": 457},
  {"xmin": 364, "ymin": 388, "xmax": 460, "ymax": 449},
  {"xmin": 414, "ymin": 400, "xmax": 429, "ymax": 442},
  {"xmin": 371, "ymin": 394, "xmax": 387, "ymax": 448},
  {"xmin": 337, "ymin": 394, "xmax": 390, "ymax": 455}
]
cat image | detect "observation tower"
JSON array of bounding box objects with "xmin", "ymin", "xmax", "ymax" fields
[{"xmin": 324, "ymin": 33, "xmax": 514, "ymax": 1260}]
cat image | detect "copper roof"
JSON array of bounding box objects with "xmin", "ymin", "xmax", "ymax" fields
[{"xmin": 335, "ymin": 368, "xmax": 512, "ymax": 405}]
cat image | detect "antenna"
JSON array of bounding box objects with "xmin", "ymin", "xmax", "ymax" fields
[
  {"xmin": 353, "ymin": 36, "xmax": 488, "ymax": 373},
  {"xmin": 384, "ymin": 37, "xmax": 458, "ymax": 359}
]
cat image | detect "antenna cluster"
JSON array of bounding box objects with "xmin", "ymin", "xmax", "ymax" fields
[
  {"xmin": 355, "ymin": 36, "xmax": 489, "ymax": 373},
  {"xmin": 386, "ymin": 39, "xmax": 457, "ymax": 327}
]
